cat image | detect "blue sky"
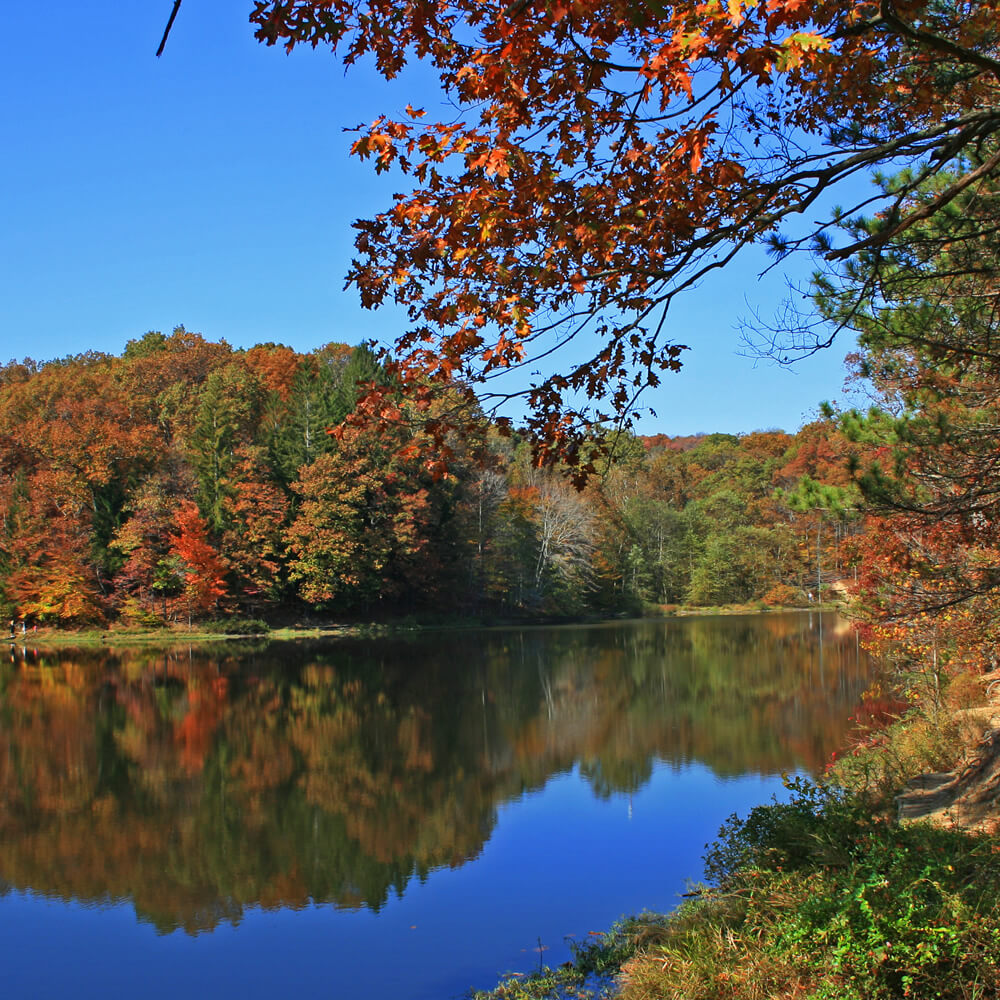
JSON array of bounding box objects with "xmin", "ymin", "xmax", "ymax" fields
[{"xmin": 0, "ymin": 1, "xmax": 864, "ymax": 435}]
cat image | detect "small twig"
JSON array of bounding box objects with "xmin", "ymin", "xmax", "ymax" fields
[{"xmin": 156, "ymin": 0, "xmax": 184, "ymax": 58}]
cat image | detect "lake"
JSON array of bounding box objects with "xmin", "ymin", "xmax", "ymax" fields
[{"xmin": 0, "ymin": 612, "xmax": 871, "ymax": 999}]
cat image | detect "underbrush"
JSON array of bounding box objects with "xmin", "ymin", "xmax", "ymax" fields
[
  {"xmin": 202, "ymin": 617, "xmax": 271, "ymax": 635},
  {"xmin": 830, "ymin": 670, "xmax": 991, "ymax": 803},
  {"xmin": 830, "ymin": 709, "xmax": 969, "ymax": 803},
  {"xmin": 624, "ymin": 778, "xmax": 1000, "ymax": 1000},
  {"xmin": 475, "ymin": 779, "xmax": 1000, "ymax": 1000}
]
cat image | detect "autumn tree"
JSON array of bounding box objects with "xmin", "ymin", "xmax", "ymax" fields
[
  {"xmin": 285, "ymin": 422, "xmax": 459, "ymax": 608},
  {"xmin": 243, "ymin": 342, "xmax": 302, "ymax": 401},
  {"xmin": 170, "ymin": 501, "xmax": 230, "ymax": 621},
  {"xmin": 1, "ymin": 471, "xmax": 105, "ymax": 624},
  {"xmin": 249, "ymin": 0, "xmax": 1000, "ymax": 466},
  {"xmin": 116, "ymin": 327, "xmax": 234, "ymax": 443},
  {"xmin": 111, "ymin": 477, "xmax": 187, "ymax": 621},
  {"xmin": 221, "ymin": 447, "xmax": 291, "ymax": 609}
]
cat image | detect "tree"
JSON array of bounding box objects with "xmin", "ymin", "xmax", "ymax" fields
[
  {"xmin": 818, "ymin": 163, "xmax": 1000, "ymax": 671},
  {"xmin": 1, "ymin": 481, "xmax": 105, "ymax": 624},
  {"xmin": 111, "ymin": 477, "xmax": 185, "ymax": 620},
  {"xmin": 170, "ymin": 501, "xmax": 229, "ymax": 621},
  {"xmin": 530, "ymin": 472, "xmax": 597, "ymax": 609},
  {"xmin": 221, "ymin": 448, "xmax": 291, "ymax": 609},
  {"xmin": 187, "ymin": 362, "xmax": 264, "ymax": 532},
  {"xmin": 250, "ymin": 0, "xmax": 1000, "ymax": 467},
  {"xmin": 266, "ymin": 343, "xmax": 357, "ymax": 484},
  {"xmin": 285, "ymin": 424, "xmax": 452, "ymax": 607}
]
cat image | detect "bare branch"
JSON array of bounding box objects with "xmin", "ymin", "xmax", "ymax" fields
[{"xmin": 156, "ymin": 0, "xmax": 184, "ymax": 58}]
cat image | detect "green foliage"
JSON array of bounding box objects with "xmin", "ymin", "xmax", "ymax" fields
[
  {"xmin": 202, "ymin": 617, "xmax": 270, "ymax": 635},
  {"xmin": 703, "ymin": 776, "xmax": 866, "ymax": 883},
  {"xmin": 266, "ymin": 342, "xmax": 385, "ymax": 486},
  {"xmin": 686, "ymin": 527, "xmax": 763, "ymax": 605},
  {"xmin": 122, "ymin": 330, "xmax": 168, "ymax": 360},
  {"xmin": 780, "ymin": 474, "xmax": 858, "ymax": 517},
  {"xmin": 621, "ymin": 779, "xmax": 1000, "ymax": 1000},
  {"xmin": 119, "ymin": 597, "xmax": 167, "ymax": 627},
  {"xmin": 188, "ymin": 364, "xmax": 264, "ymax": 532},
  {"xmin": 267, "ymin": 355, "xmax": 344, "ymax": 484},
  {"xmin": 331, "ymin": 340, "xmax": 384, "ymax": 419}
]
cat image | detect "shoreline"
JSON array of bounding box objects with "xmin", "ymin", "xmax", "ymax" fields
[
  {"xmin": 10, "ymin": 602, "xmax": 843, "ymax": 649},
  {"xmin": 472, "ymin": 663, "xmax": 1000, "ymax": 1000}
]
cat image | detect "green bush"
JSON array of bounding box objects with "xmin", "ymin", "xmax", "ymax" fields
[
  {"xmin": 204, "ymin": 617, "xmax": 270, "ymax": 635},
  {"xmin": 674, "ymin": 778, "xmax": 1000, "ymax": 1000},
  {"xmin": 119, "ymin": 598, "xmax": 167, "ymax": 628},
  {"xmin": 703, "ymin": 776, "xmax": 866, "ymax": 882}
]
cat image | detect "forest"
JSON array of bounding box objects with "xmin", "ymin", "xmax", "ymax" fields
[{"xmin": 0, "ymin": 326, "xmax": 859, "ymax": 628}]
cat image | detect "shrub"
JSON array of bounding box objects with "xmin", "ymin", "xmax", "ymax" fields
[
  {"xmin": 944, "ymin": 671, "xmax": 987, "ymax": 711},
  {"xmin": 831, "ymin": 708, "xmax": 971, "ymax": 804},
  {"xmin": 623, "ymin": 779, "xmax": 1000, "ymax": 1000},
  {"xmin": 762, "ymin": 583, "xmax": 805, "ymax": 607},
  {"xmin": 119, "ymin": 598, "xmax": 166, "ymax": 628},
  {"xmin": 204, "ymin": 617, "xmax": 270, "ymax": 636}
]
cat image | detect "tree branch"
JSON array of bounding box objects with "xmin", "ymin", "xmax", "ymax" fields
[
  {"xmin": 156, "ymin": 0, "xmax": 184, "ymax": 58},
  {"xmin": 880, "ymin": 0, "xmax": 1000, "ymax": 81}
]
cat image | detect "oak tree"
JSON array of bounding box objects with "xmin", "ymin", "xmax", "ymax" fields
[{"xmin": 250, "ymin": 0, "xmax": 1000, "ymax": 467}]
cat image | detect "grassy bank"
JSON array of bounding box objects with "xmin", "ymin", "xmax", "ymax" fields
[
  {"xmin": 473, "ymin": 675, "xmax": 1000, "ymax": 1000},
  {"xmin": 13, "ymin": 602, "xmax": 840, "ymax": 649}
]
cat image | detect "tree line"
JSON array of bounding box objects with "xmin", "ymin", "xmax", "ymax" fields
[{"xmin": 0, "ymin": 327, "xmax": 857, "ymax": 626}]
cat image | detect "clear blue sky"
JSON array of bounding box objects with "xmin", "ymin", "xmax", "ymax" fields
[{"xmin": 0, "ymin": 0, "xmax": 863, "ymax": 435}]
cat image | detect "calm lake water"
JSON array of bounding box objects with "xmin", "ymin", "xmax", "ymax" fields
[{"xmin": 0, "ymin": 613, "xmax": 870, "ymax": 999}]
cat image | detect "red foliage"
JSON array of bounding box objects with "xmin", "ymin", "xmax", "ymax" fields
[{"xmin": 171, "ymin": 502, "xmax": 229, "ymax": 617}]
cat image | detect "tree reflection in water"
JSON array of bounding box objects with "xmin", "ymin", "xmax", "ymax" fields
[{"xmin": 0, "ymin": 613, "xmax": 871, "ymax": 933}]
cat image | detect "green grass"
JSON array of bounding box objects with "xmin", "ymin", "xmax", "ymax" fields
[{"xmin": 474, "ymin": 778, "xmax": 1000, "ymax": 1000}]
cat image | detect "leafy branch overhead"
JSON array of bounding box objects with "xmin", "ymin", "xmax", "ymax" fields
[{"xmin": 246, "ymin": 0, "xmax": 1000, "ymax": 467}]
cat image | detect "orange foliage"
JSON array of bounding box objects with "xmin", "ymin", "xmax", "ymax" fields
[
  {"xmin": 171, "ymin": 501, "xmax": 229, "ymax": 615},
  {"xmin": 250, "ymin": 0, "xmax": 1000, "ymax": 465}
]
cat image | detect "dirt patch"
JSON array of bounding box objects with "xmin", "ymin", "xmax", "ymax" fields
[{"xmin": 897, "ymin": 675, "xmax": 1000, "ymax": 832}]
